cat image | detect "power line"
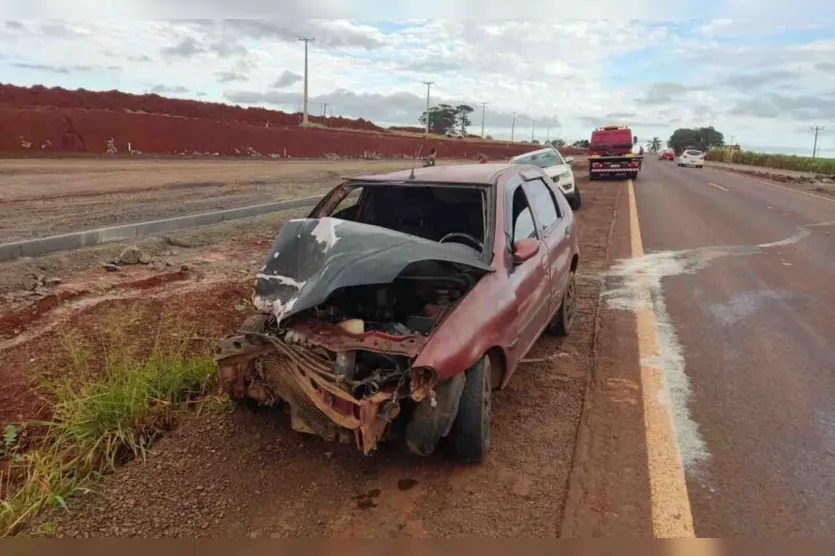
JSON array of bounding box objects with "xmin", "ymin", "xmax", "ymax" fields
[
  {"xmin": 299, "ymin": 36, "xmax": 315, "ymax": 125},
  {"xmin": 811, "ymin": 126, "xmax": 824, "ymax": 159}
]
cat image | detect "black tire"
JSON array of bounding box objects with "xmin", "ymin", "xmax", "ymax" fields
[
  {"xmin": 549, "ymin": 272, "xmax": 576, "ymax": 336},
  {"xmin": 568, "ymin": 188, "xmax": 582, "ymax": 210},
  {"xmin": 589, "ymin": 173, "xmax": 599, "ymax": 181},
  {"xmin": 229, "ymin": 314, "xmax": 271, "ymax": 410},
  {"xmin": 447, "ymin": 356, "xmax": 492, "ymax": 463}
]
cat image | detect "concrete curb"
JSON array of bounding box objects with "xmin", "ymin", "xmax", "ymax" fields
[{"xmin": 0, "ymin": 194, "xmax": 326, "ymax": 263}]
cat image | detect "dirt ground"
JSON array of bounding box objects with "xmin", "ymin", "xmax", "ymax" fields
[
  {"xmin": 2, "ymin": 166, "xmax": 618, "ymax": 538},
  {"xmin": 0, "ymin": 158, "xmax": 422, "ymax": 242}
]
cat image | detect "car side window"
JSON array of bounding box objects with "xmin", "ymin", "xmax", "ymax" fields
[
  {"xmin": 512, "ymin": 186, "xmax": 538, "ymax": 242},
  {"xmin": 524, "ymin": 178, "xmax": 561, "ymax": 234},
  {"xmin": 552, "ymin": 150, "xmax": 565, "ymax": 165}
]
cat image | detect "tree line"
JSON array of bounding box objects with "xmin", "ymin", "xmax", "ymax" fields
[{"xmin": 418, "ymin": 105, "xmax": 728, "ymax": 155}]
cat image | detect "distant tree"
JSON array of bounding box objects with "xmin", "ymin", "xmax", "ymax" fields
[
  {"xmin": 532, "ymin": 139, "xmax": 541, "ymax": 145},
  {"xmin": 485, "ymin": 134, "xmax": 494, "ymax": 140},
  {"xmin": 419, "ymin": 104, "xmax": 475, "ymax": 135},
  {"xmin": 667, "ymin": 127, "xmax": 724, "ymax": 154},
  {"xmin": 647, "ymin": 137, "xmax": 662, "ymax": 153},
  {"xmin": 455, "ymin": 104, "xmax": 474, "ymax": 135},
  {"xmin": 571, "ymin": 139, "xmax": 590, "ymax": 148},
  {"xmin": 550, "ymin": 138, "xmax": 566, "ymax": 148}
]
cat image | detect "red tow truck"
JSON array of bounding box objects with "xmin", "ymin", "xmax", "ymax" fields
[{"xmin": 587, "ymin": 125, "xmax": 643, "ymax": 180}]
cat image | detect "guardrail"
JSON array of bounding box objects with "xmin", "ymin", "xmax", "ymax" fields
[{"xmin": 0, "ymin": 194, "xmax": 328, "ymax": 263}]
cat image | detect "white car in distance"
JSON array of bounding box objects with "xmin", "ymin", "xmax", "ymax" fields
[
  {"xmin": 678, "ymin": 149, "xmax": 705, "ymax": 168},
  {"xmin": 510, "ymin": 147, "xmax": 581, "ymax": 210}
]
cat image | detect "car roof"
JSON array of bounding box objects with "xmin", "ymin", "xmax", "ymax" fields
[{"xmin": 349, "ymin": 163, "xmax": 521, "ymax": 185}]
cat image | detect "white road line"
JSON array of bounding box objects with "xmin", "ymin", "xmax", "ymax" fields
[{"xmin": 708, "ymin": 182, "xmax": 729, "ymax": 192}]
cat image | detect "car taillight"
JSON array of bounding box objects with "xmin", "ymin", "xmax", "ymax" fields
[
  {"xmin": 592, "ymin": 163, "xmax": 602, "ymax": 168},
  {"xmin": 629, "ymin": 162, "xmax": 638, "ymax": 168}
]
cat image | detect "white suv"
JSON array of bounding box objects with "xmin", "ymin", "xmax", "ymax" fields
[
  {"xmin": 510, "ymin": 147, "xmax": 581, "ymax": 210},
  {"xmin": 678, "ymin": 149, "xmax": 705, "ymax": 168}
]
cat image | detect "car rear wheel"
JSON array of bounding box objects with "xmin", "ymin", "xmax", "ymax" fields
[
  {"xmin": 569, "ymin": 187, "xmax": 582, "ymax": 210},
  {"xmin": 549, "ymin": 272, "xmax": 576, "ymax": 336},
  {"xmin": 447, "ymin": 356, "xmax": 491, "ymax": 463}
]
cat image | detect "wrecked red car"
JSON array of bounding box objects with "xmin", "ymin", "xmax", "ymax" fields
[{"xmin": 214, "ymin": 163, "xmax": 580, "ymax": 463}]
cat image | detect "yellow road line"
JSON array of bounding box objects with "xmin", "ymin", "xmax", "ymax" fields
[
  {"xmin": 708, "ymin": 182, "xmax": 729, "ymax": 192},
  {"xmin": 628, "ymin": 179, "xmax": 696, "ymax": 538}
]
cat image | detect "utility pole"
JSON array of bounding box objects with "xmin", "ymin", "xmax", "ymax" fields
[
  {"xmin": 480, "ymin": 102, "xmax": 488, "ymax": 138},
  {"xmin": 299, "ymin": 36, "xmax": 314, "ymax": 125},
  {"xmin": 511, "ymin": 112, "xmax": 517, "ymax": 142},
  {"xmin": 422, "ymin": 81, "xmax": 434, "ymax": 134},
  {"xmin": 546, "ymin": 126, "xmax": 550, "ymax": 143},
  {"xmin": 531, "ymin": 119, "xmax": 536, "ymax": 143},
  {"xmin": 811, "ymin": 126, "xmax": 824, "ymax": 158}
]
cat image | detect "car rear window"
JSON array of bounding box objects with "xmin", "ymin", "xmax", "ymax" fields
[{"xmin": 685, "ymin": 150, "xmax": 703, "ymax": 156}]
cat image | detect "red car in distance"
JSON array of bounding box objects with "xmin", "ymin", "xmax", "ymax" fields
[{"xmin": 658, "ymin": 150, "xmax": 675, "ymax": 161}]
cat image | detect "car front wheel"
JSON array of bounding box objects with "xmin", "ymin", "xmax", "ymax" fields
[{"xmin": 447, "ymin": 356, "xmax": 491, "ymax": 463}]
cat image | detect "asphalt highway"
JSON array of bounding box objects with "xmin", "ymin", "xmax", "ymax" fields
[{"xmin": 632, "ymin": 158, "xmax": 835, "ymax": 536}]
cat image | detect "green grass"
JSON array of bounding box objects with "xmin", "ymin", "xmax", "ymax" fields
[
  {"xmin": 0, "ymin": 328, "xmax": 218, "ymax": 537},
  {"xmin": 706, "ymin": 148, "xmax": 835, "ymax": 175}
]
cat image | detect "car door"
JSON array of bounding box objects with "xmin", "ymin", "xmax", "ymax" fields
[
  {"xmin": 522, "ymin": 176, "xmax": 573, "ymax": 316},
  {"xmin": 504, "ymin": 177, "xmax": 551, "ymax": 360}
]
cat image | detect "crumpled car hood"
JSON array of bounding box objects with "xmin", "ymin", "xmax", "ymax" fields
[{"xmin": 253, "ymin": 217, "xmax": 494, "ymax": 322}]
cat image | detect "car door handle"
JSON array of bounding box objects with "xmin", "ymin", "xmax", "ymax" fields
[{"xmin": 564, "ymin": 226, "xmax": 571, "ymax": 238}]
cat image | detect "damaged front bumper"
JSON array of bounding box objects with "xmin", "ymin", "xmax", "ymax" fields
[{"xmin": 214, "ymin": 318, "xmax": 436, "ymax": 455}]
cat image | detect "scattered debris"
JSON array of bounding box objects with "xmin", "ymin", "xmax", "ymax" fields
[
  {"xmin": 163, "ymin": 237, "xmax": 193, "ymax": 249},
  {"xmin": 103, "ymin": 263, "xmax": 120, "ymax": 272},
  {"xmin": 44, "ymin": 277, "xmax": 63, "ymax": 287},
  {"xmin": 20, "ymin": 274, "xmax": 40, "ymax": 291},
  {"xmin": 118, "ymin": 245, "xmax": 149, "ymax": 265},
  {"xmin": 520, "ymin": 352, "xmax": 572, "ymax": 364},
  {"xmin": 106, "ymin": 137, "xmax": 118, "ymax": 154},
  {"xmin": 397, "ymin": 478, "xmax": 418, "ymax": 491}
]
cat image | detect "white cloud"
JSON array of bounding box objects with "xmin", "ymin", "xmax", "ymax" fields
[{"xmin": 0, "ymin": 17, "xmax": 833, "ymax": 152}]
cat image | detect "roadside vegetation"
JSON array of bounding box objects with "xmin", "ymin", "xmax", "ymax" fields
[
  {"xmin": 0, "ymin": 317, "xmax": 219, "ymax": 537},
  {"xmin": 706, "ymin": 148, "xmax": 835, "ymax": 175}
]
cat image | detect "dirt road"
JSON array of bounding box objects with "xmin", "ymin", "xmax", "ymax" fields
[
  {"xmin": 0, "ymin": 159, "xmax": 421, "ymax": 242},
  {"xmin": 5, "ymin": 173, "xmax": 617, "ymax": 538}
]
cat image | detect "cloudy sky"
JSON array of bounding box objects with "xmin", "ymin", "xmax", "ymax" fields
[{"xmin": 2, "ymin": 14, "xmax": 834, "ymax": 155}]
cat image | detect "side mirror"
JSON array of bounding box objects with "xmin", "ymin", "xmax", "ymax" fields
[
  {"xmin": 513, "ymin": 238, "xmax": 540, "ymax": 265},
  {"xmin": 564, "ymin": 156, "xmax": 575, "ymax": 165}
]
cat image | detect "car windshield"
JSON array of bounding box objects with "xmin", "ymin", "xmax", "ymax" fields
[
  {"xmin": 326, "ymin": 184, "xmax": 487, "ymax": 251},
  {"xmin": 512, "ymin": 151, "xmax": 561, "ymax": 168}
]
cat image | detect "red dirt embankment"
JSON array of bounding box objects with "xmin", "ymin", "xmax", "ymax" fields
[
  {"xmin": 0, "ymin": 84, "xmax": 581, "ymax": 160},
  {"xmin": 0, "ymin": 84, "xmax": 382, "ymax": 132}
]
